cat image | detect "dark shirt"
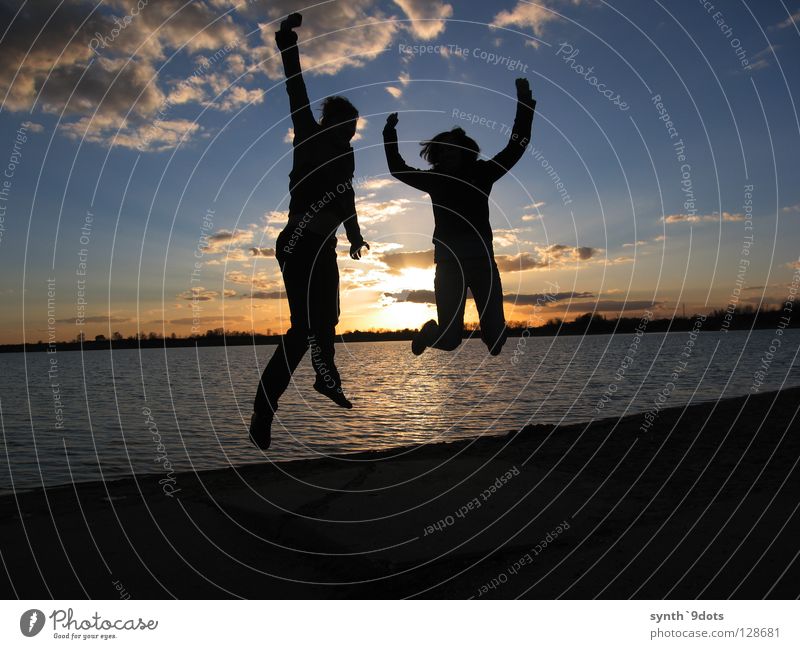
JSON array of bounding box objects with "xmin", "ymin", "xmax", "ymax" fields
[
  {"xmin": 383, "ymin": 98, "xmax": 534, "ymax": 262},
  {"xmin": 277, "ymin": 31, "xmax": 363, "ymax": 247}
]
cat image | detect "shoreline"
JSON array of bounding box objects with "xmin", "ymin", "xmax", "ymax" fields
[{"xmin": 1, "ymin": 385, "xmax": 798, "ymax": 598}]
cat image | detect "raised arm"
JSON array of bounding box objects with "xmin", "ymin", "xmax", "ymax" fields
[
  {"xmin": 382, "ymin": 113, "xmax": 433, "ymax": 193},
  {"xmin": 275, "ymin": 21, "xmax": 317, "ymax": 140},
  {"xmin": 485, "ymin": 78, "xmax": 536, "ymax": 183}
]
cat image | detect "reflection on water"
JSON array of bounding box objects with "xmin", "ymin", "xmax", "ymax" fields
[{"xmin": 1, "ymin": 330, "xmax": 798, "ymax": 493}]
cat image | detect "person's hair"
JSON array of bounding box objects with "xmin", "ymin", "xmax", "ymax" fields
[
  {"xmin": 419, "ymin": 127, "xmax": 480, "ymax": 167},
  {"xmin": 319, "ymin": 95, "xmax": 359, "ymax": 125}
]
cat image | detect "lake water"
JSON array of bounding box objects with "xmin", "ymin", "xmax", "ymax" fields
[{"xmin": 1, "ymin": 329, "xmax": 798, "ymax": 494}]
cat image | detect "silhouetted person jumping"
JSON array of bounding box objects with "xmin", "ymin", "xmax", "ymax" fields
[
  {"xmin": 250, "ymin": 13, "xmax": 369, "ymax": 450},
  {"xmin": 383, "ymin": 78, "xmax": 535, "ymax": 356}
]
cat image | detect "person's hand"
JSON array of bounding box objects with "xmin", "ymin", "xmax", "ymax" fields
[
  {"xmin": 275, "ymin": 14, "xmax": 300, "ymax": 52},
  {"xmin": 516, "ymin": 78, "xmax": 535, "ymax": 109},
  {"xmin": 281, "ymin": 12, "xmax": 302, "ymax": 31},
  {"xmin": 383, "ymin": 112, "xmax": 399, "ymax": 134},
  {"xmin": 350, "ymin": 240, "xmax": 370, "ymax": 260},
  {"xmin": 275, "ymin": 28, "xmax": 298, "ymax": 50}
]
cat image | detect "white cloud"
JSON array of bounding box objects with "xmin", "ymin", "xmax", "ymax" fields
[
  {"xmin": 0, "ymin": 1, "xmax": 251, "ymax": 150},
  {"xmin": 392, "ymin": 0, "xmax": 453, "ymax": 40},
  {"xmin": 774, "ymin": 9, "xmax": 800, "ymax": 30},
  {"xmin": 357, "ymin": 178, "xmax": 396, "ymax": 191},
  {"xmin": 355, "ymin": 197, "xmax": 412, "ymax": 223},
  {"xmin": 257, "ymin": 1, "xmax": 400, "ymax": 79},
  {"xmin": 177, "ymin": 286, "xmax": 218, "ymax": 301},
  {"xmin": 492, "ymin": 1, "xmax": 564, "ymax": 43},
  {"xmin": 351, "ymin": 116, "xmax": 369, "ymax": 142},
  {"xmin": 663, "ymin": 212, "xmax": 744, "ymax": 224}
]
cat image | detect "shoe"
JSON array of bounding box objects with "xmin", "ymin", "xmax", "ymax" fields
[
  {"xmin": 249, "ymin": 410, "xmax": 273, "ymax": 450},
  {"xmin": 412, "ymin": 319, "xmax": 438, "ymax": 356},
  {"xmin": 313, "ymin": 380, "xmax": 353, "ymax": 409}
]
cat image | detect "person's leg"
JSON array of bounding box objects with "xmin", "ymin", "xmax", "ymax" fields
[
  {"xmin": 307, "ymin": 240, "xmax": 352, "ymax": 407},
  {"xmin": 429, "ymin": 259, "xmax": 468, "ymax": 351},
  {"xmin": 469, "ymin": 258, "xmax": 507, "ymax": 355},
  {"xmin": 253, "ymin": 239, "xmax": 311, "ymax": 415}
]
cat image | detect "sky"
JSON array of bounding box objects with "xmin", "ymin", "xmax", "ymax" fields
[{"xmin": 0, "ymin": 0, "xmax": 798, "ymax": 344}]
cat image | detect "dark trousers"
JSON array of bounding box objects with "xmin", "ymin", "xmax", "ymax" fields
[
  {"xmin": 254, "ymin": 228, "xmax": 341, "ymax": 414},
  {"xmin": 426, "ymin": 257, "xmax": 507, "ymax": 355}
]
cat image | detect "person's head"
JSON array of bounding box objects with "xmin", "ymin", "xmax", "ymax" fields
[
  {"xmin": 320, "ymin": 96, "xmax": 359, "ymax": 143},
  {"xmin": 419, "ymin": 127, "xmax": 480, "ymax": 173}
]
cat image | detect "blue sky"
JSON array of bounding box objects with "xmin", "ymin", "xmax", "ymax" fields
[{"xmin": 0, "ymin": 0, "xmax": 799, "ymax": 343}]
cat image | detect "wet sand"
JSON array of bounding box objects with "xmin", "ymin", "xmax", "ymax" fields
[{"xmin": 1, "ymin": 386, "xmax": 798, "ymax": 599}]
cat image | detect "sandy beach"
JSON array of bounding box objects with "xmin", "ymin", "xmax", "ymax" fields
[{"xmin": 1, "ymin": 386, "xmax": 797, "ymax": 599}]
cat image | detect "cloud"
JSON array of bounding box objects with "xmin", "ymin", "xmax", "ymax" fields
[
  {"xmin": 0, "ymin": 2, "xmax": 108, "ymax": 113},
  {"xmin": 177, "ymin": 286, "xmax": 218, "ymax": 301},
  {"xmin": 663, "ymin": 212, "xmax": 744, "ymax": 224},
  {"xmin": 210, "ymin": 83, "xmax": 264, "ymax": 112},
  {"xmin": 774, "ymin": 9, "xmax": 800, "ymax": 30},
  {"xmin": 494, "ymin": 244, "xmax": 600, "ymax": 272},
  {"xmin": 622, "ymin": 240, "xmax": 647, "ymax": 248},
  {"xmin": 495, "ymin": 252, "xmax": 547, "ymax": 272},
  {"xmin": 748, "ymin": 45, "xmax": 780, "ymax": 71},
  {"xmin": 664, "ymin": 213, "xmax": 708, "ymax": 223},
  {"xmin": 491, "ymin": 1, "xmax": 566, "ymax": 43},
  {"xmin": 351, "ymin": 116, "xmax": 369, "ymax": 142},
  {"xmin": 355, "ymin": 197, "xmax": 412, "ymax": 224},
  {"xmin": 385, "ymin": 85, "xmax": 403, "ymax": 98},
  {"xmin": 545, "ymin": 243, "xmax": 598, "ymax": 260},
  {"xmin": 782, "ymin": 203, "xmax": 800, "ymax": 214},
  {"xmin": 249, "ymin": 290, "xmax": 284, "ymax": 300},
  {"xmin": 377, "ymin": 243, "xmax": 601, "ymax": 276},
  {"xmin": 202, "ymin": 229, "xmax": 254, "ymax": 254},
  {"xmin": 378, "ymin": 248, "xmax": 435, "ymax": 273},
  {"xmin": 249, "ymin": 247, "xmax": 275, "ymax": 257},
  {"xmin": 226, "ymin": 270, "xmax": 279, "ymax": 290},
  {"xmin": 383, "ymin": 289, "xmax": 598, "ymax": 307},
  {"xmin": 521, "ymin": 214, "xmax": 541, "ymax": 222},
  {"xmin": 721, "ymin": 212, "xmax": 745, "ymax": 222},
  {"xmin": 566, "ymin": 300, "xmax": 660, "ymax": 312},
  {"xmin": 61, "ymin": 114, "xmax": 204, "ymax": 153},
  {"xmin": 504, "ymin": 291, "xmax": 594, "ymax": 305},
  {"xmin": 382, "ymin": 289, "xmax": 436, "ymax": 304},
  {"xmin": 170, "ymin": 315, "xmax": 247, "ymax": 326},
  {"xmin": 392, "ymin": 0, "xmax": 453, "ymax": 39},
  {"xmin": 56, "ymin": 314, "xmax": 129, "ymax": 324},
  {"xmin": 263, "ymin": 210, "xmax": 288, "ymax": 223},
  {"xmin": 257, "ymin": 1, "xmax": 400, "ymax": 79},
  {"xmin": 0, "ymin": 1, "xmax": 247, "ymax": 150},
  {"xmin": 524, "ymin": 201, "xmax": 546, "ymax": 209},
  {"xmin": 492, "ymin": 228, "xmax": 526, "ymax": 248},
  {"xmin": 357, "ymin": 178, "xmax": 397, "ymax": 191}
]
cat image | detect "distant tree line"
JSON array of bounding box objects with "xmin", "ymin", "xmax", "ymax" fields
[{"xmin": 3, "ymin": 303, "xmax": 797, "ymax": 353}]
